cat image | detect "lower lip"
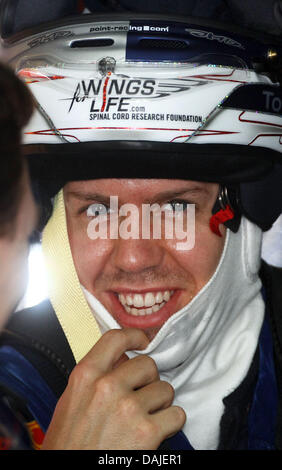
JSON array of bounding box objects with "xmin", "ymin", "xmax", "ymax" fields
[{"xmin": 107, "ymin": 290, "xmax": 183, "ymax": 329}]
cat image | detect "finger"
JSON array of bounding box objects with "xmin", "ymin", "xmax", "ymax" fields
[
  {"xmin": 78, "ymin": 328, "xmax": 149, "ymax": 374},
  {"xmin": 110, "ymin": 354, "xmax": 159, "ymax": 390},
  {"xmin": 134, "ymin": 380, "xmax": 175, "ymax": 413},
  {"xmin": 150, "ymin": 406, "xmax": 186, "ymax": 441},
  {"xmin": 112, "ymin": 353, "xmax": 129, "ymax": 369}
]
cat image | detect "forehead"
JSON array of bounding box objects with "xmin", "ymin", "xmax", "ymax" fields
[{"xmin": 64, "ymin": 178, "xmax": 218, "ymax": 202}]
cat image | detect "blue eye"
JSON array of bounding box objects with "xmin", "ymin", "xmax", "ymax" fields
[
  {"xmin": 87, "ymin": 203, "xmax": 109, "ymax": 217},
  {"xmin": 162, "ymin": 201, "xmax": 189, "ymax": 212}
]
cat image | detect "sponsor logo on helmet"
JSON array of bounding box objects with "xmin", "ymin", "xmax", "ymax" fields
[
  {"xmin": 88, "ymin": 24, "xmax": 170, "ymax": 33},
  {"xmin": 129, "ymin": 25, "xmax": 170, "ymax": 33},
  {"xmin": 185, "ymin": 28, "xmax": 245, "ymax": 50},
  {"xmin": 27, "ymin": 30, "xmax": 74, "ymax": 48},
  {"xmin": 66, "ymin": 77, "xmax": 206, "ymax": 113},
  {"xmin": 67, "ymin": 77, "xmax": 156, "ymax": 113},
  {"xmin": 263, "ymin": 89, "xmax": 282, "ymax": 112},
  {"xmin": 222, "ymin": 84, "xmax": 282, "ymax": 115},
  {"xmin": 90, "ymin": 25, "xmax": 128, "ymax": 33}
]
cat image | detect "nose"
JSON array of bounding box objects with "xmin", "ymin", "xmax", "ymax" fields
[{"xmin": 112, "ymin": 237, "xmax": 165, "ymax": 274}]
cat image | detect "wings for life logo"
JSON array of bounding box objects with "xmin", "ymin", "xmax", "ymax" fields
[
  {"xmin": 67, "ymin": 76, "xmax": 157, "ymax": 113},
  {"xmin": 66, "ymin": 75, "xmax": 207, "ymax": 115}
]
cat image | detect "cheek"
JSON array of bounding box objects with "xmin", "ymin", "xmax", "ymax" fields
[
  {"xmin": 14, "ymin": 251, "xmax": 29, "ymax": 307},
  {"xmin": 0, "ymin": 241, "xmax": 29, "ymax": 329},
  {"xmin": 67, "ymin": 217, "xmax": 113, "ymax": 291},
  {"xmin": 165, "ymin": 221, "xmax": 226, "ymax": 291},
  {"xmin": 10, "ymin": 242, "xmax": 29, "ymax": 295}
]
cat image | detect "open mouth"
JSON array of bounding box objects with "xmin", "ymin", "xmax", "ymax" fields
[
  {"xmin": 107, "ymin": 288, "xmax": 183, "ymax": 330},
  {"xmin": 118, "ymin": 290, "xmax": 174, "ymax": 316}
]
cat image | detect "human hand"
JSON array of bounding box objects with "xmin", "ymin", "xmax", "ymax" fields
[{"xmin": 42, "ymin": 328, "xmax": 186, "ymax": 450}]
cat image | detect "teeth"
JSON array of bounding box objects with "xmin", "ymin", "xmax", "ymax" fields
[
  {"xmin": 144, "ymin": 292, "xmax": 155, "ymax": 307},
  {"xmin": 163, "ymin": 291, "xmax": 170, "ymax": 302},
  {"xmin": 155, "ymin": 292, "xmax": 164, "ymax": 304},
  {"xmin": 126, "ymin": 295, "xmax": 133, "ymax": 305},
  {"xmin": 117, "ymin": 290, "xmax": 174, "ymax": 316},
  {"xmin": 133, "ymin": 294, "xmax": 144, "ymax": 308},
  {"xmin": 152, "ymin": 304, "xmax": 161, "ymax": 313}
]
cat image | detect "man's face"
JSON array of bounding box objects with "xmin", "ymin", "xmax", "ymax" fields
[
  {"xmin": 0, "ymin": 167, "xmax": 38, "ymax": 329},
  {"xmin": 64, "ymin": 179, "xmax": 226, "ymax": 341}
]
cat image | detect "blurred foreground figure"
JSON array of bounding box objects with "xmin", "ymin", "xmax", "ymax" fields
[{"xmin": 0, "ymin": 62, "xmax": 36, "ymax": 449}]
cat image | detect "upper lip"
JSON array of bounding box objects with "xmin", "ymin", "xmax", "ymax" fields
[{"xmin": 110, "ymin": 287, "xmax": 179, "ymax": 294}]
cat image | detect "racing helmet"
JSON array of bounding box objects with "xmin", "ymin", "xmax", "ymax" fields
[{"xmin": 1, "ymin": 4, "xmax": 282, "ymax": 232}]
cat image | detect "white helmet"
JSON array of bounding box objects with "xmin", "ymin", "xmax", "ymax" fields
[{"xmin": 1, "ymin": 7, "xmax": 282, "ymax": 231}]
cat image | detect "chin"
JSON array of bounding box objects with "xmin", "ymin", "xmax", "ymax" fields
[{"xmin": 142, "ymin": 326, "xmax": 163, "ymax": 342}]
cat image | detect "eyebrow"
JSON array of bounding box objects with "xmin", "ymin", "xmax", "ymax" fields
[
  {"xmin": 148, "ymin": 187, "xmax": 207, "ymax": 203},
  {"xmin": 67, "ymin": 186, "xmax": 207, "ymax": 205},
  {"xmin": 67, "ymin": 191, "xmax": 111, "ymax": 205}
]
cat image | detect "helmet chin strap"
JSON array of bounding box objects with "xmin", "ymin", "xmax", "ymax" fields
[{"xmin": 42, "ymin": 189, "xmax": 101, "ymax": 364}]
